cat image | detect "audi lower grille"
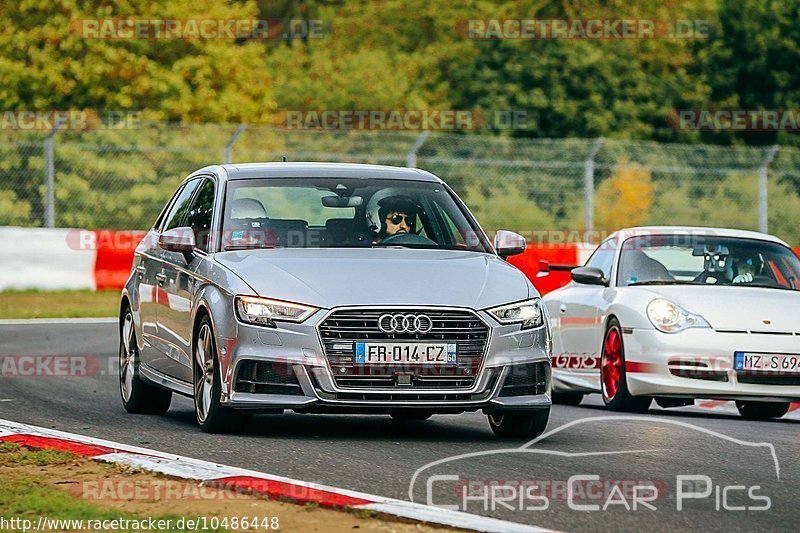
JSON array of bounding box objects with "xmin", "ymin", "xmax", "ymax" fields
[{"xmin": 318, "ymin": 308, "xmax": 490, "ymax": 390}]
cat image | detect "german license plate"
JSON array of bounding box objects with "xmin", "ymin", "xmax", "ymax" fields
[
  {"xmin": 734, "ymin": 352, "xmax": 800, "ymax": 373},
  {"xmin": 355, "ymin": 342, "xmax": 456, "ymax": 365}
]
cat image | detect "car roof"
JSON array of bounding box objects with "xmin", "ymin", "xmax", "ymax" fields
[
  {"xmin": 189, "ymin": 162, "xmax": 442, "ymax": 183},
  {"xmin": 609, "ymin": 226, "xmax": 790, "ymax": 247}
]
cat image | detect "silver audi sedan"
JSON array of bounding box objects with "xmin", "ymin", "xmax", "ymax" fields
[{"xmin": 119, "ymin": 162, "xmax": 552, "ymax": 437}]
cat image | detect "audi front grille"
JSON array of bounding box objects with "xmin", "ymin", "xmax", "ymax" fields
[{"xmin": 318, "ymin": 308, "xmax": 490, "ymax": 389}]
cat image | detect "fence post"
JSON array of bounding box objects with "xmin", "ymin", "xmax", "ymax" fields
[
  {"xmin": 43, "ymin": 123, "xmax": 61, "ymax": 228},
  {"xmin": 584, "ymin": 137, "xmax": 604, "ymax": 233},
  {"xmin": 223, "ymin": 124, "xmax": 247, "ymax": 164},
  {"xmin": 406, "ymin": 131, "xmax": 430, "ymax": 168},
  {"xmin": 758, "ymin": 145, "xmax": 780, "ymax": 233}
]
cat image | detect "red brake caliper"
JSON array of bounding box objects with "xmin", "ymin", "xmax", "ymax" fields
[{"xmin": 602, "ymin": 328, "xmax": 622, "ymax": 399}]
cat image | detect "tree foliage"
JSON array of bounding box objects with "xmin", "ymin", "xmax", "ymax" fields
[{"xmin": 595, "ymin": 159, "xmax": 654, "ymax": 230}]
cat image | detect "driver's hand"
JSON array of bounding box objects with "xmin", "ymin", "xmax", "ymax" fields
[{"xmin": 733, "ymin": 273, "xmax": 753, "ymax": 284}]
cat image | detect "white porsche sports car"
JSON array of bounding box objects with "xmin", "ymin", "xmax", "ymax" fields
[{"xmin": 543, "ymin": 226, "xmax": 800, "ymax": 420}]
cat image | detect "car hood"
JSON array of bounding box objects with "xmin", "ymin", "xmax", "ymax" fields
[
  {"xmin": 638, "ymin": 285, "xmax": 800, "ymax": 332},
  {"xmin": 214, "ymin": 248, "xmax": 532, "ymax": 309}
]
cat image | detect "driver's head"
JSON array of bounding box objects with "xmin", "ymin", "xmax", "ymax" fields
[
  {"xmin": 734, "ymin": 253, "xmax": 764, "ymax": 277},
  {"xmin": 377, "ymin": 197, "xmax": 418, "ymax": 237}
]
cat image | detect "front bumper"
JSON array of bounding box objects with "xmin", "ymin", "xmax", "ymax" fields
[
  {"xmin": 218, "ymin": 308, "xmax": 552, "ymax": 414},
  {"xmin": 624, "ymin": 328, "xmax": 800, "ymax": 402}
]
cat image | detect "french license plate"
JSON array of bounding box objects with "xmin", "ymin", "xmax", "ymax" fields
[
  {"xmin": 734, "ymin": 352, "xmax": 800, "ymax": 373},
  {"xmin": 355, "ymin": 342, "xmax": 457, "ymax": 365}
]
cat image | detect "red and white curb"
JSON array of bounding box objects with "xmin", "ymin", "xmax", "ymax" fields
[{"xmin": 0, "ymin": 418, "xmax": 549, "ymax": 533}]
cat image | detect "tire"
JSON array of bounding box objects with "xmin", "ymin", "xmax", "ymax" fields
[
  {"xmin": 487, "ymin": 408, "xmax": 549, "ymax": 438},
  {"xmin": 552, "ymin": 392, "xmax": 584, "ymax": 406},
  {"xmin": 390, "ymin": 411, "xmax": 433, "ymax": 421},
  {"xmin": 735, "ymin": 401, "xmax": 790, "ymax": 420},
  {"xmin": 193, "ymin": 317, "xmax": 249, "ymax": 433},
  {"xmin": 600, "ymin": 318, "xmax": 651, "ymax": 413},
  {"xmin": 119, "ymin": 308, "xmax": 172, "ymax": 414}
]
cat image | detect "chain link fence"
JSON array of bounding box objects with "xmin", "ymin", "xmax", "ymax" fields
[{"xmin": 1, "ymin": 124, "xmax": 798, "ymax": 244}]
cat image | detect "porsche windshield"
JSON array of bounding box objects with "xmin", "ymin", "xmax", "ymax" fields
[
  {"xmin": 618, "ymin": 235, "xmax": 800, "ymax": 291},
  {"xmin": 221, "ymin": 178, "xmax": 490, "ymax": 252}
]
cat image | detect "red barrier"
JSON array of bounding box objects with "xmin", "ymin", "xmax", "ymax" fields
[
  {"xmin": 507, "ymin": 244, "xmax": 581, "ymax": 295},
  {"xmin": 93, "ymin": 230, "xmax": 147, "ymax": 291}
]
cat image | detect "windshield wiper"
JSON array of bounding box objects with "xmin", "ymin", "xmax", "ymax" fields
[
  {"xmin": 736, "ymin": 283, "xmax": 794, "ymax": 291},
  {"xmin": 627, "ymin": 280, "xmax": 687, "ymax": 286},
  {"xmin": 223, "ymin": 245, "xmax": 279, "ymax": 251},
  {"xmin": 372, "ymin": 243, "xmax": 424, "ymax": 249}
]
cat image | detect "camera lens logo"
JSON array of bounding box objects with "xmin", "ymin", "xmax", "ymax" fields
[{"xmin": 378, "ymin": 314, "xmax": 434, "ymax": 334}]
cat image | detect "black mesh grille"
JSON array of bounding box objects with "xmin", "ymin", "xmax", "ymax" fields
[
  {"xmin": 234, "ymin": 361, "xmax": 304, "ymax": 395},
  {"xmin": 737, "ymin": 373, "xmax": 800, "ymax": 386},
  {"xmin": 499, "ymin": 362, "xmax": 548, "ymax": 397},
  {"xmin": 318, "ymin": 308, "xmax": 489, "ymax": 389}
]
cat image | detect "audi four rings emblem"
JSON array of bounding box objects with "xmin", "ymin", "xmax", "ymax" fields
[{"xmin": 378, "ymin": 313, "xmax": 434, "ymax": 334}]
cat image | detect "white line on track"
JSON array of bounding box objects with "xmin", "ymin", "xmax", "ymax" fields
[{"xmin": 0, "ymin": 317, "xmax": 117, "ymax": 326}]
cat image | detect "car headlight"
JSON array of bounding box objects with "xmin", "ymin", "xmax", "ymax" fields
[
  {"xmin": 487, "ymin": 298, "xmax": 544, "ymax": 329},
  {"xmin": 646, "ymin": 298, "xmax": 710, "ymax": 333},
  {"xmin": 234, "ymin": 296, "xmax": 318, "ymax": 327}
]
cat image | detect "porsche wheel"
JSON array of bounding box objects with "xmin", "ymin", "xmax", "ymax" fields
[
  {"xmin": 487, "ymin": 409, "xmax": 549, "ymax": 438},
  {"xmin": 735, "ymin": 401, "xmax": 790, "ymax": 420},
  {"xmin": 552, "ymin": 392, "xmax": 585, "ymax": 406},
  {"xmin": 601, "ymin": 318, "xmax": 651, "ymax": 412}
]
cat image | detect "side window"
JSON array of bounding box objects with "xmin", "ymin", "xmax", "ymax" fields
[
  {"xmin": 162, "ymin": 179, "xmax": 201, "ymax": 232},
  {"xmin": 586, "ymin": 238, "xmax": 617, "ymax": 280},
  {"xmin": 184, "ymin": 179, "xmax": 216, "ymax": 252},
  {"xmin": 154, "ymin": 183, "xmax": 185, "ymax": 229}
]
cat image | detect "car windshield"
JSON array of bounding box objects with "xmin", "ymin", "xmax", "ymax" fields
[
  {"xmin": 221, "ymin": 177, "xmax": 490, "ymax": 253},
  {"xmin": 617, "ymin": 235, "xmax": 800, "ymax": 291}
]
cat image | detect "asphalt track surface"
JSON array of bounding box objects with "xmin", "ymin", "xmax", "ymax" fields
[{"xmin": 1, "ymin": 321, "xmax": 797, "ymax": 532}]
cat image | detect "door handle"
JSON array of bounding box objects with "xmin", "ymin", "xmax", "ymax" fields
[
  {"xmin": 559, "ymin": 304, "xmax": 567, "ymax": 313},
  {"xmin": 155, "ymin": 273, "xmax": 167, "ymax": 285}
]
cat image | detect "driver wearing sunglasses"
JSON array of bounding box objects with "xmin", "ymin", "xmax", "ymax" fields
[{"xmin": 375, "ymin": 196, "xmax": 418, "ymax": 243}]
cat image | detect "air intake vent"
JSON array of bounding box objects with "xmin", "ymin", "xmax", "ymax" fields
[
  {"xmin": 499, "ymin": 362, "xmax": 549, "ymax": 397},
  {"xmin": 234, "ymin": 361, "xmax": 304, "ymax": 395}
]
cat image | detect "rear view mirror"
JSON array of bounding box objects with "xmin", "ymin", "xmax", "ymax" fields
[
  {"xmin": 571, "ymin": 266, "xmax": 608, "ymax": 286},
  {"xmin": 158, "ymin": 226, "xmax": 195, "ymax": 253},
  {"xmin": 494, "ymin": 230, "xmax": 526, "ymax": 258},
  {"xmin": 321, "ymin": 195, "xmax": 363, "ymax": 208}
]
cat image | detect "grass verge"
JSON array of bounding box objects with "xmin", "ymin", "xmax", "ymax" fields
[
  {"xmin": 0, "ymin": 290, "xmax": 120, "ymax": 319},
  {"xmin": 0, "ymin": 442, "xmax": 449, "ymax": 532}
]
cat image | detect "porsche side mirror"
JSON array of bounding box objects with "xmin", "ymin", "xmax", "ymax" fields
[
  {"xmin": 539, "ymin": 260, "xmax": 579, "ymax": 277},
  {"xmin": 494, "ymin": 230, "xmax": 526, "ymax": 258},
  {"xmin": 158, "ymin": 226, "xmax": 196, "ymax": 253},
  {"xmin": 537, "ymin": 259, "xmax": 551, "ymax": 277},
  {"xmin": 571, "ymin": 266, "xmax": 608, "ymax": 286}
]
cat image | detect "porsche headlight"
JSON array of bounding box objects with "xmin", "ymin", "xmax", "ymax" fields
[
  {"xmin": 487, "ymin": 298, "xmax": 544, "ymax": 329},
  {"xmin": 235, "ymin": 296, "xmax": 318, "ymax": 327},
  {"xmin": 646, "ymin": 298, "xmax": 710, "ymax": 333}
]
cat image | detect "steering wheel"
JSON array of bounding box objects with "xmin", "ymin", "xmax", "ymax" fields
[{"xmin": 378, "ymin": 232, "xmax": 437, "ymax": 246}]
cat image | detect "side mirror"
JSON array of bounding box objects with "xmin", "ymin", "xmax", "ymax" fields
[
  {"xmin": 571, "ymin": 266, "xmax": 608, "ymax": 286},
  {"xmin": 537, "ymin": 259, "xmax": 580, "ymax": 277},
  {"xmin": 494, "ymin": 230, "xmax": 526, "ymax": 258},
  {"xmin": 158, "ymin": 226, "xmax": 195, "ymax": 253},
  {"xmin": 537, "ymin": 259, "xmax": 551, "ymax": 277}
]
